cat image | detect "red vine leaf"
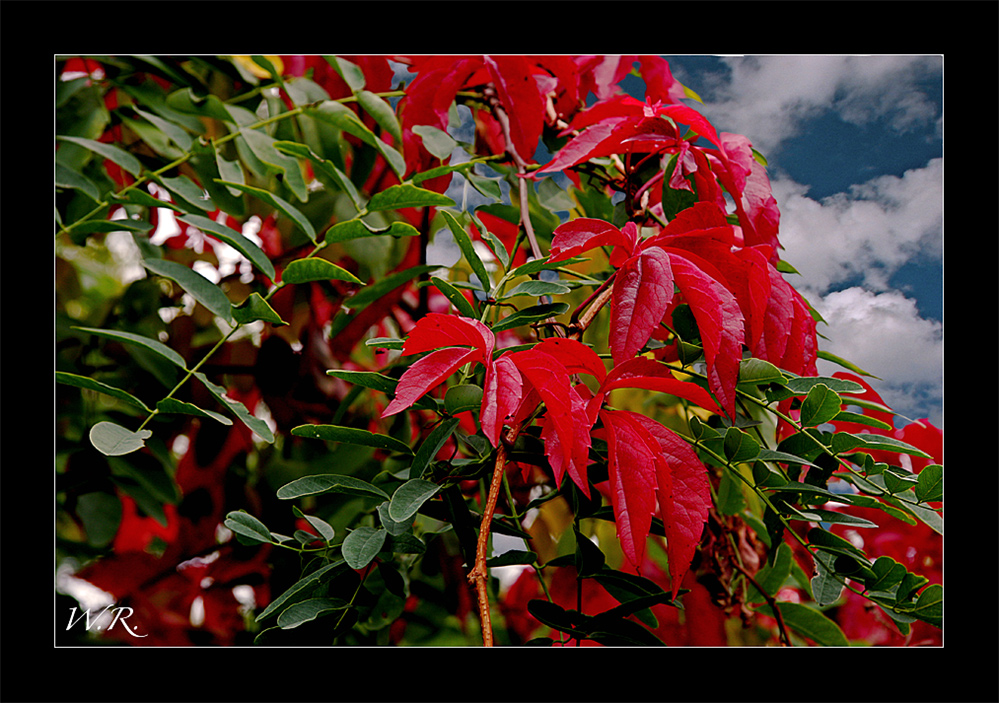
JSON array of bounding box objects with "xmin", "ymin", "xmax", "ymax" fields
[
  {"xmin": 610, "ymin": 247, "xmax": 674, "ymax": 365},
  {"xmin": 382, "ymin": 346, "xmax": 481, "ymax": 418}
]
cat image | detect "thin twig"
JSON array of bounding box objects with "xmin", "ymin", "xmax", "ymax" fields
[{"xmin": 731, "ymin": 560, "xmax": 791, "ymax": 646}]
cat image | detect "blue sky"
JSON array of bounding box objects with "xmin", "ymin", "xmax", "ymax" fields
[{"xmin": 660, "ymin": 55, "xmax": 944, "ymax": 428}]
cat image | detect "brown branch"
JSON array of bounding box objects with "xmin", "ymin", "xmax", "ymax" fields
[
  {"xmin": 731, "ymin": 560, "xmax": 791, "ymax": 646},
  {"xmin": 467, "ymin": 424, "xmax": 521, "ymax": 646}
]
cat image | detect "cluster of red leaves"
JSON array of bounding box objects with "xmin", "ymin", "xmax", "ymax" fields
[{"xmin": 379, "ymin": 55, "xmax": 819, "ymax": 600}]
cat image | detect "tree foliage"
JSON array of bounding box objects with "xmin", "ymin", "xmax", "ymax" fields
[{"xmin": 56, "ymin": 54, "xmax": 942, "ymax": 647}]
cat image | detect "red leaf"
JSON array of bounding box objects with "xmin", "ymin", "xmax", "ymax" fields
[
  {"xmin": 663, "ymin": 250, "xmax": 745, "ymax": 420},
  {"xmin": 401, "ymin": 313, "xmax": 494, "ymax": 361},
  {"xmin": 543, "ymin": 384, "xmax": 594, "ymax": 496},
  {"xmin": 483, "ymin": 55, "xmax": 546, "ymax": 164},
  {"xmin": 609, "ymin": 247, "xmax": 674, "ymax": 365},
  {"xmin": 599, "ymin": 409, "xmax": 661, "ymax": 567},
  {"xmin": 548, "ymin": 217, "xmax": 635, "ymax": 263},
  {"xmin": 481, "ymin": 354, "xmax": 522, "ymax": 447},
  {"xmin": 382, "ymin": 346, "xmax": 480, "ymax": 417},
  {"xmin": 625, "ymin": 413, "xmax": 711, "ymax": 599},
  {"xmin": 509, "ymin": 348, "xmax": 576, "ymax": 479},
  {"xmin": 533, "ymin": 337, "xmax": 607, "ymax": 384},
  {"xmin": 601, "ymin": 357, "xmax": 722, "ymax": 416}
]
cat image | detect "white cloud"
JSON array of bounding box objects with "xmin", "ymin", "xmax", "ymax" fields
[
  {"xmin": 813, "ymin": 287, "xmax": 943, "ymax": 426},
  {"xmin": 772, "ymin": 158, "xmax": 943, "ymax": 295},
  {"xmin": 694, "ymin": 55, "xmax": 942, "ymax": 155}
]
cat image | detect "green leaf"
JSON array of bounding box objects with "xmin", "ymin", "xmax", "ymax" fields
[
  {"xmin": 274, "ymin": 141, "xmax": 364, "ymax": 212},
  {"xmin": 293, "ymin": 507, "xmax": 336, "ymax": 542},
  {"xmin": 290, "ymin": 424, "xmax": 413, "ymax": 455},
  {"xmin": 215, "ymin": 180, "xmax": 316, "ymax": 242},
  {"xmin": 224, "ymin": 510, "xmax": 274, "ymax": 544},
  {"xmin": 787, "ymin": 505, "xmax": 880, "ymax": 528},
  {"xmin": 177, "ymin": 214, "xmax": 275, "ymax": 280},
  {"xmin": 799, "ymin": 383, "xmax": 842, "ymax": 427},
  {"xmin": 56, "ymin": 135, "xmax": 144, "ymax": 177},
  {"xmin": 442, "ymin": 210, "xmax": 491, "ymax": 292},
  {"xmin": 72, "ymin": 326, "xmax": 188, "ymax": 369},
  {"xmin": 281, "ymin": 258, "xmax": 363, "ymax": 285},
  {"xmin": 342, "ymin": 526, "xmax": 387, "ymax": 569},
  {"xmin": 830, "ymin": 410, "xmax": 893, "ymax": 431},
  {"xmin": 55, "ymin": 162, "xmax": 100, "ymax": 202},
  {"xmin": 56, "ymin": 371, "xmax": 151, "ymax": 412},
  {"xmin": 155, "ymin": 174, "xmax": 214, "ymax": 212},
  {"xmin": 89, "ymin": 421, "xmax": 152, "ymax": 457},
  {"xmin": 156, "ymin": 397, "xmax": 233, "ymax": 425},
  {"xmin": 325, "ymin": 56, "xmax": 366, "ymax": 92},
  {"xmin": 192, "ymin": 371, "xmax": 275, "ymax": 443},
  {"xmin": 832, "ymin": 432, "xmax": 932, "ymax": 459},
  {"xmin": 238, "ymin": 128, "xmax": 309, "ymax": 202},
  {"xmin": 412, "ymin": 124, "xmax": 457, "ymax": 160},
  {"xmin": 257, "ymin": 559, "xmax": 347, "ymax": 621},
  {"xmin": 409, "ymin": 417, "xmax": 461, "ymax": 479},
  {"xmin": 490, "ymin": 303, "xmax": 569, "ymax": 333},
  {"xmin": 142, "ymin": 258, "xmax": 234, "ymax": 324},
  {"xmin": 817, "ymin": 349, "xmax": 879, "ymax": 378},
  {"xmin": 430, "ymin": 276, "xmax": 478, "ymax": 319},
  {"xmin": 232, "ymin": 292, "xmax": 287, "ymax": 326},
  {"xmin": 915, "ymin": 464, "xmax": 943, "ymax": 503},
  {"xmin": 769, "ymin": 601, "xmax": 849, "ymax": 646},
  {"xmin": 724, "ymin": 427, "xmax": 761, "ymax": 463},
  {"xmin": 356, "ymin": 90, "xmax": 403, "ymax": 144},
  {"xmin": 444, "ymin": 384, "xmax": 483, "ymax": 416},
  {"xmin": 738, "ymin": 358, "xmax": 788, "ymax": 387},
  {"xmin": 305, "ymin": 100, "xmax": 406, "ymax": 178},
  {"xmin": 389, "ymin": 479, "xmax": 442, "ymax": 523},
  {"xmin": 276, "ymin": 597, "xmax": 350, "ymax": 630},
  {"xmin": 324, "ymin": 219, "xmax": 421, "ymax": 244},
  {"xmin": 326, "ymin": 369, "xmax": 399, "ymax": 395},
  {"xmin": 907, "ymin": 583, "xmax": 942, "ymax": 627},
  {"xmin": 784, "ymin": 375, "xmax": 865, "ymax": 396},
  {"xmin": 501, "ymin": 280, "xmax": 571, "ymax": 299},
  {"xmin": 276, "ymin": 473, "xmax": 390, "ymax": 501}
]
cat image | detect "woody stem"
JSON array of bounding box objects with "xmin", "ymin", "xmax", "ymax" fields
[{"xmin": 467, "ymin": 425, "xmax": 519, "ymax": 646}]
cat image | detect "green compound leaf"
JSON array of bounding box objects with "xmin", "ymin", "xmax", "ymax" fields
[
  {"xmin": 281, "ymin": 258, "xmax": 363, "ymax": 285},
  {"xmin": 89, "ymin": 421, "xmax": 153, "ymax": 457},
  {"xmin": 142, "ymin": 257, "xmax": 234, "ymax": 324},
  {"xmin": 290, "ymin": 424, "xmax": 413, "ymax": 455}
]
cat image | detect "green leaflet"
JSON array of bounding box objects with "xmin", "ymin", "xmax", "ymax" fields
[{"xmin": 142, "ymin": 257, "xmax": 234, "ymax": 324}]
